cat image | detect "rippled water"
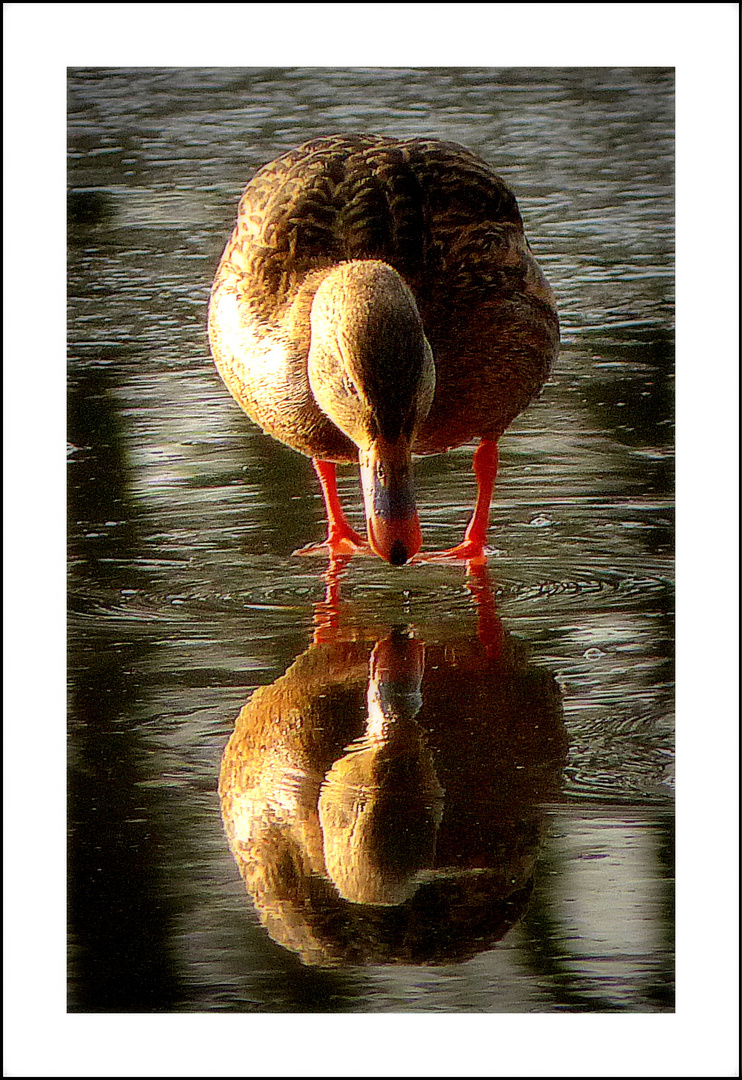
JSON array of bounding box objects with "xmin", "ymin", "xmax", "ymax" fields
[{"xmin": 67, "ymin": 67, "xmax": 674, "ymax": 1012}]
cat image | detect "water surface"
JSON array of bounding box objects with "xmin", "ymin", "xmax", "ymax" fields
[{"xmin": 68, "ymin": 67, "xmax": 674, "ymax": 1012}]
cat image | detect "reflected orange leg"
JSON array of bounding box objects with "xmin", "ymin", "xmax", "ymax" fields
[
  {"xmin": 465, "ymin": 560, "xmax": 504, "ymax": 660},
  {"xmin": 415, "ymin": 439, "xmax": 499, "ymax": 563},
  {"xmin": 312, "ymin": 551, "xmax": 353, "ymax": 643},
  {"xmin": 294, "ymin": 459, "xmax": 369, "ymax": 558}
]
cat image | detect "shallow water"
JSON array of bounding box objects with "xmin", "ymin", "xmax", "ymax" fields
[{"xmin": 67, "ymin": 67, "xmax": 674, "ymax": 1012}]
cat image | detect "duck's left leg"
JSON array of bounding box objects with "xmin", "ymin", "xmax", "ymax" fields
[
  {"xmin": 415, "ymin": 438, "xmax": 499, "ymax": 563},
  {"xmin": 294, "ymin": 459, "xmax": 369, "ymax": 557}
]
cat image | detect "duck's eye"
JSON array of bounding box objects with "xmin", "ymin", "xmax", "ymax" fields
[{"xmin": 342, "ymin": 375, "xmax": 358, "ymax": 397}]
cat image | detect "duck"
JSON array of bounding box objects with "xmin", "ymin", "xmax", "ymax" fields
[
  {"xmin": 218, "ymin": 611, "xmax": 566, "ymax": 964},
  {"xmin": 208, "ymin": 134, "xmax": 559, "ymax": 566}
]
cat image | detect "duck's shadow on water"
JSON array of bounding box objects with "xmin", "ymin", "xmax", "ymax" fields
[{"xmin": 219, "ymin": 561, "xmax": 567, "ymax": 968}]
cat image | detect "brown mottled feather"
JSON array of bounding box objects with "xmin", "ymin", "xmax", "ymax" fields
[{"xmin": 208, "ymin": 134, "xmax": 559, "ymax": 463}]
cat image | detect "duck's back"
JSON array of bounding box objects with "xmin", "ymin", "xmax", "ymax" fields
[{"xmin": 212, "ymin": 135, "xmax": 559, "ymax": 456}]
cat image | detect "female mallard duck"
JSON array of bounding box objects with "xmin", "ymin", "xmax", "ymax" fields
[{"xmin": 208, "ymin": 134, "xmax": 559, "ymax": 565}]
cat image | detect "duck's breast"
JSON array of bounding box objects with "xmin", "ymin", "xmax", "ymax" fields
[{"xmin": 208, "ymin": 281, "xmax": 357, "ymax": 461}]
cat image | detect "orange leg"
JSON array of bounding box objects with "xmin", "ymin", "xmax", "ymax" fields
[
  {"xmin": 415, "ymin": 439, "xmax": 499, "ymax": 563},
  {"xmin": 294, "ymin": 459, "xmax": 369, "ymax": 557}
]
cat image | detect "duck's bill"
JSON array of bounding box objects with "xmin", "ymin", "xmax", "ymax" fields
[{"xmin": 359, "ymin": 437, "xmax": 422, "ymax": 566}]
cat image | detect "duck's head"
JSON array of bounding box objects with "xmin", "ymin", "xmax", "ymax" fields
[{"xmin": 307, "ymin": 260, "xmax": 435, "ymax": 565}]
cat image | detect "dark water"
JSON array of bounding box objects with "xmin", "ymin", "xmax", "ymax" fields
[{"xmin": 67, "ymin": 67, "xmax": 674, "ymax": 1013}]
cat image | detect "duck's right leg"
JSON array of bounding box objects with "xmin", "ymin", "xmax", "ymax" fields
[
  {"xmin": 413, "ymin": 438, "xmax": 499, "ymax": 564},
  {"xmin": 294, "ymin": 459, "xmax": 369, "ymax": 557}
]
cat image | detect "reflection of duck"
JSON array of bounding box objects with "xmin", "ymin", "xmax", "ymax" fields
[
  {"xmin": 219, "ymin": 581, "xmax": 566, "ymax": 967},
  {"xmin": 208, "ymin": 135, "xmax": 559, "ymax": 565}
]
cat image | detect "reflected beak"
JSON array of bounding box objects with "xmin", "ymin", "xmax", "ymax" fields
[
  {"xmin": 370, "ymin": 632, "xmax": 426, "ymax": 714},
  {"xmin": 359, "ymin": 436, "xmax": 421, "ymax": 565}
]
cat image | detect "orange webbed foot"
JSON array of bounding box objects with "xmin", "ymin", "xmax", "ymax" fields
[
  {"xmin": 411, "ymin": 540, "xmax": 490, "ymax": 565},
  {"xmin": 293, "ymin": 529, "xmax": 369, "ymax": 559}
]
